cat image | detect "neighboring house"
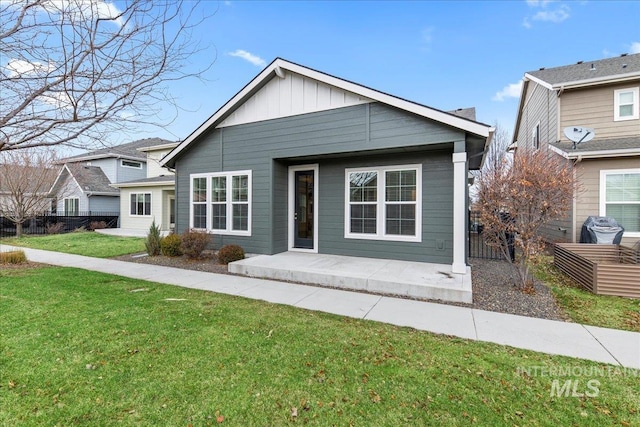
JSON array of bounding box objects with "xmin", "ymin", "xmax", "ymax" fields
[
  {"xmin": 49, "ymin": 163, "xmax": 120, "ymax": 214},
  {"xmin": 512, "ymin": 53, "xmax": 640, "ymax": 247},
  {"xmin": 161, "ymin": 58, "xmax": 492, "ymax": 273},
  {"xmin": 112, "ymin": 141, "xmax": 178, "ymax": 233},
  {"xmin": 50, "ymin": 138, "xmax": 173, "ymax": 215}
]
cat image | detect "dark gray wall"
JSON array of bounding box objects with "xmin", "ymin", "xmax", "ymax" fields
[{"xmin": 175, "ymin": 103, "xmax": 464, "ymax": 262}]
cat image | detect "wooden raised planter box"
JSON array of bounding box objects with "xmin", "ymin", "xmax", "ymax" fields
[{"xmin": 554, "ymin": 243, "xmax": 640, "ymax": 298}]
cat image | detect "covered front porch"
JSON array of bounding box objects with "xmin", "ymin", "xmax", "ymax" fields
[{"xmin": 229, "ymin": 252, "xmax": 472, "ymax": 303}]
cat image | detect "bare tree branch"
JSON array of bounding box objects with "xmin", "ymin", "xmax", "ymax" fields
[
  {"xmin": 476, "ymin": 148, "xmax": 577, "ymax": 289},
  {"xmin": 0, "ymin": 148, "xmax": 61, "ymax": 237},
  {"xmin": 0, "ymin": 0, "xmax": 215, "ymax": 152}
]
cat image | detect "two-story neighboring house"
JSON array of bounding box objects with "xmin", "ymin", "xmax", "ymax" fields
[
  {"xmin": 112, "ymin": 141, "xmax": 178, "ymax": 233},
  {"xmin": 50, "ymin": 138, "xmax": 173, "ymax": 215},
  {"xmin": 513, "ymin": 53, "xmax": 640, "ymax": 247}
]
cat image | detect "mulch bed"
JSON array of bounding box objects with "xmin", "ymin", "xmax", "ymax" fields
[{"xmin": 111, "ymin": 251, "xmax": 569, "ymax": 322}]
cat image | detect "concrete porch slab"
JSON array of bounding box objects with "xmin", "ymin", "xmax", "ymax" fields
[{"xmin": 228, "ymin": 252, "xmax": 472, "ymax": 303}]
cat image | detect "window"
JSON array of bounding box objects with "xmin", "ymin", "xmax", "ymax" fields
[
  {"xmin": 190, "ymin": 171, "xmax": 252, "ymax": 235},
  {"xmin": 614, "ymin": 87, "xmax": 639, "ymax": 121},
  {"xmin": 121, "ymin": 160, "xmax": 142, "ymax": 169},
  {"xmin": 64, "ymin": 198, "xmax": 79, "ymax": 215},
  {"xmin": 600, "ymin": 169, "xmax": 640, "ymax": 236},
  {"xmin": 130, "ymin": 193, "xmax": 151, "ymax": 216},
  {"xmin": 345, "ymin": 165, "xmax": 422, "ymax": 242},
  {"xmin": 532, "ymin": 122, "xmax": 540, "ymax": 150}
]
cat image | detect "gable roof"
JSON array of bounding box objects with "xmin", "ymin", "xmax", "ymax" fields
[
  {"xmin": 60, "ymin": 138, "xmax": 175, "ymax": 163},
  {"xmin": 162, "ymin": 58, "xmax": 492, "ymax": 167},
  {"xmin": 525, "ymin": 53, "xmax": 640, "ymax": 90},
  {"xmin": 51, "ymin": 163, "xmax": 119, "ymax": 196}
]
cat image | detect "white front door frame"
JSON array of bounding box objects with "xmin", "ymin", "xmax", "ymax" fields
[{"xmin": 288, "ymin": 164, "xmax": 319, "ymax": 253}]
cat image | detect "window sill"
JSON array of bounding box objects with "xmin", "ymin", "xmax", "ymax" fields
[{"xmin": 344, "ymin": 233, "xmax": 421, "ymax": 243}]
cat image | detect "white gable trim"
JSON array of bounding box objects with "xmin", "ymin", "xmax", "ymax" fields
[{"xmin": 162, "ymin": 58, "xmax": 490, "ymax": 167}]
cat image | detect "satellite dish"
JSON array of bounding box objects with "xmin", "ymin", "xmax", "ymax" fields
[{"xmin": 564, "ymin": 126, "xmax": 595, "ymax": 149}]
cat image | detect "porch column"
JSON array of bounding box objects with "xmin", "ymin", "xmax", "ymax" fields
[{"xmin": 452, "ymin": 152, "xmax": 467, "ymax": 274}]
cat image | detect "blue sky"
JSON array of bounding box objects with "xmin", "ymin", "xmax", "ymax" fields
[{"xmin": 134, "ymin": 0, "xmax": 640, "ymax": 144}]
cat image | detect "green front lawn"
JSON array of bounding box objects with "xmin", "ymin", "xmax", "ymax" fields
[
  {"xmin": 533, "ymin": 256, "xmax": 640, "ymax": 332},
  {"xmin": 1, "ymin": 266, "xmax": 638, "ymax": 426},
  {"xmin": 0, "ymin": 232, "xmax": 144, "ymax": 258}
]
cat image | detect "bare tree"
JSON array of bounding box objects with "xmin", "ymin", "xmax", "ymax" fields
[
  {"xmin": 476, "ymin": 148, "xmax": 576, "ymax": 290},
  {"xmin": 0, "ymin": 0, "xmax": 213, "ymax": 152},
  {"xmin": 0, "ymin": 149, "xmax": 60, "ymax": 237}
]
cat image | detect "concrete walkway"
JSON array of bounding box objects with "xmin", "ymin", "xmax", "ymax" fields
[{"xmin": 2, "ymin": 245, "xmax": 639, "ymax": 369}]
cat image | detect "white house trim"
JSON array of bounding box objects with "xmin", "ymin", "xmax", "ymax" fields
[
  {"xmin": 599, "ymin": 168, "xmax": 640, "ymax": 238},
  {"xmin": 162, "ymin": 58, "xmax": 491, "ymax": 167},
  {"xmin": 452, "ymin": 152, "xmax": 467, "ymax": 274}
]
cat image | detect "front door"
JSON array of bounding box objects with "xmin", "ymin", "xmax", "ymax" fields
[{"xmin": 294, "ymin": 170, "xmax": 314, "ymax": 249}]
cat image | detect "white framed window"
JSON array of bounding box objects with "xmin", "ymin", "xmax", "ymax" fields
[
  {"xmin": 130, "ymin": 192, "xmax": 151, "ymax": 216},
  {"xmin": 121, "ymin": 159, "xmax": 142, "ymax": 169},
  {"xmin": 64, "ymin": 198, "xmax": 79, "ymax": 215},
  {"xmin": 532, "ymin": 122, "xmax": 540, "ymax": 150},
  {"xmin": 600, "ymin": 169, "xmax": 640, "ymax": 237},
  {"xmin": 189, "ymin": 170, "xmax": 252, "ymax": 236},
  {"xmin": 344, "ymin": 164, "xmax": 422, "ymax": 242},
  {"xmin": 614, "ymin": 87, "xmax": 639, "ymax": 121}
]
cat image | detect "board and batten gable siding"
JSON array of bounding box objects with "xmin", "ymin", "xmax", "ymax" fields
[
  {"xmin": 218, "ymin": 69, "xmax": 371, "ymax": 128},
  {"xmin": 560, "ymin": 82, "xmax": 640, "ymax": 141},
  {"xmin": 175, "ymin": 103, "xmax": 465, "ymax": 261},
  {"xmin": 516, "ymin": 81, "xmax": 558, "ymax": 150},
  {"xmin": 574, "ymin": 156, "xmax": 640, "ymax": 247}
]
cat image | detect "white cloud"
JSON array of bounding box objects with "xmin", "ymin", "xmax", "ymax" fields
[
  {"xmin": 630, "ymin": 41, "xmax": 640, "ymax": 54},
  {"xmin": 492, "ymin": 81, "xmax": 523, "ymax": 102},
  {"xmin": 38, "ymin": 0, "xmax": 124, "ymax": 26},
  {"xmin": 228, "ymin": 50, "xmax": 266, "ymax": 67},
  {"xmin": 523, "ymin": 1, "xmax": 570, "ymax": 28},
  {"xmin": 5, "ymin": 59, "xmax": 54, "ymax": 78}
]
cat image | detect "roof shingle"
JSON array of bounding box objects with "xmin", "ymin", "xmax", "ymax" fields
[{"xmin": 527, "ymin": 53, "xmax": 640, "ymax": 86}]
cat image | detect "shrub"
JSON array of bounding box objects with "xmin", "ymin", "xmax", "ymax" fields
[
  {"xmin": 73, "ymin": 226, "xmax": 87, "ymax": 233},
  {"xmin": 89, "ymin": 221, "xmax": 107, "ymax": 231},
  {"xmin": 46, "ymin": 222, "xmax": 65, "ymax": 234},
  {"xmin": 180, "ymin": 229, "xmax": 210, "ymax": 259},
  {"xmin": 160, "ymin": 233, "xmax": 183, "ymax": 257},
  {"xmin": 145, "ymin": 220, "xmax": 162, "ymax": 256},
  {"xmin": 217, "ymin": 244, "xmax": 245, "ymax": 265},
  {"xmin": 0, "ymin": 250, "xmax": 27, "ymax": 264}
]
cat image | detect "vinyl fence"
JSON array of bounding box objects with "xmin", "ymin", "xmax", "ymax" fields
[{"xmin": 0, "ymin": 212, "xmax": 119, "ymax": 238}]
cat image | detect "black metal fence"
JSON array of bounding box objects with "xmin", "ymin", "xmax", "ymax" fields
[
  {"xmin": 469, "ymin": 210, "xmax": 503, "ymax": 260},
  {"xmin": 0, "ymin": 212, "xmax": 119, "ymax": 238}
]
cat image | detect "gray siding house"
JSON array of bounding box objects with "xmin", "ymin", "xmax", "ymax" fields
[
  {"xmin": 51, "ymin": 138, "xmax": 173, "ymax": 215},
  {"xmin": 162, "ymin": 59, "xmax": 492, "ymax": 273}
]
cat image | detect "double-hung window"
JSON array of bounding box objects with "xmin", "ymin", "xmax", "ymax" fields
[
  {"xmin": 130, "ymin": 193, "xmax": 151, "ymax": 216},
  {"xmin": 600, "ymin": 169, "xmax": 640, "ymax": 236},
  {"xmin": 64, "ymin": 198, "xmax": 79, "ymax": 215},
  {"xmin": 190, "ymin": 171, "xmax": 251, "ymax": 235},
  {"xmin": 345, "ymin": 164, "xmax": 422, "ymax": 242},
  {"xmin": 614, "ymin": 87, "xmax": 639, "ymax": 121}
]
